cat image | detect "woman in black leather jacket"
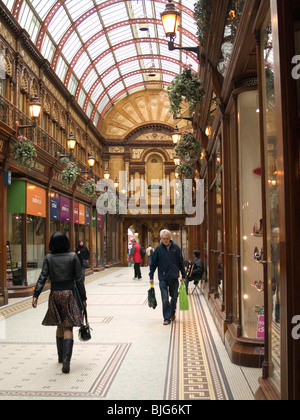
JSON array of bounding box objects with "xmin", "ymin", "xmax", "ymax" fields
[{"xmin": 32, "ymin": 232, "xmax": 87, "ymax": 374}]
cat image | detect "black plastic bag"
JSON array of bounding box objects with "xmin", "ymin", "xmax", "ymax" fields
[{"xmin": 148, "ymin": 286, "xmax": 157, "ymax": 310}]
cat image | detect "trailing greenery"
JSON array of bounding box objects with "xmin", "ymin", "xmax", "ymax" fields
[
  {"xmin": 194, "ymin": 0, "xmax": 211, "ymax": 49},
  {"xmin": 12, "ymin": 136, "xmax": 37, "ymax": 169},
  {"xmin": 61, "ymin": 159, "xmax": 79, "ymax": 187},
  {"xmin": 82, "ymin": 179, "xmax": 97, "ymax": 198},
  {"xmin": 167, "ymin": 65, "xmax": 205, "ymax": 117}
]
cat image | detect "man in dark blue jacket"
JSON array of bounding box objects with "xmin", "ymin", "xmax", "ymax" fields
[{"xmin": 149, "ymin": 229, "xmax": 186, "ymax": 325}]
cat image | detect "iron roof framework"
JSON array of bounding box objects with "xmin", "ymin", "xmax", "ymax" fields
[{"xmin": 4, "ymin": 0, "xmax": 199, "ymax": 129}]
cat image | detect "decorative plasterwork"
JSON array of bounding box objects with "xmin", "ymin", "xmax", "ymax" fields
[{"xmin": 100, "ymin": 89, "xmax": 191, "ymax": 141}]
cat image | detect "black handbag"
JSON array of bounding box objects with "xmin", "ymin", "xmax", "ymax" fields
[
  {"xmin": 78, "ymin": 309, "xmax": 92, "ymax": 342},
  {"xmin": 74, "ymin": 282, "xmax": 92, "ymax": 342}
]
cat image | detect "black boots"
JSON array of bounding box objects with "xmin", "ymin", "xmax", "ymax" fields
[
  {"xmin": 62, "ymin": 339, "xmax": 74, "ymax": 374},
  {"xmin": 56, "ymin": 337, "xmax": 74, "ymax": 373},
  {"xmin": 56, "ymin": 336, "xmax": 64, "ymax": 364}
]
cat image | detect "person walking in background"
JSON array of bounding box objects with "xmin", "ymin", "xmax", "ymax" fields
[
  {"xmin": 76, "ymin": 240, "xmax": 90, "ymax": 282},
  {"xmin": 128, "ymin": 238, "xmax": 142, "ymax": 280},
  {"xmin": 149, "ymin": 229, "xmax": 186, "ymax": 325},
  {"xmin": 146, "ymin": 245, "xmax": 154, "ymax": 267},
  {"xmin": 32, "ymin": 232, "xmax": 87, "ymax": 374}
]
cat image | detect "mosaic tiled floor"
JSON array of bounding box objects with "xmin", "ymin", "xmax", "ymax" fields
[
  {"xmin": 165, "ymin": 295, "xmax": 229, "ymax": 400},
  {"xmin": 0, "ymin": 342, "xmax": 130, "ymax": 399},
  {"xmin": 0, "ymin": 267, "xmax": 261, "ymax": 400}
]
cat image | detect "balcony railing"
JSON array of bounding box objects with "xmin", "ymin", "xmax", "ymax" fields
[{"xmin": 0, "ymin": 94, "xmax": 99, "ymax": 179}]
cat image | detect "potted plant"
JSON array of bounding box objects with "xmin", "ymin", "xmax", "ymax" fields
[
  {"xmin": 175, "ymin": 131, "xmax": 202, "ymax": 163},
  {"xmin": 12, "ymin": 135, "xmax": 37, "ymax": 169},
  {"xmin": 82, "ymin": 179, "xmax": 97, "ymax": 198},
  {"xmin": 167, "ymin": 65, "xmax": 205, "ymax": 117},
  {"xmin": 61, "ymin": 160, "xmax": 79, "ymax": 187}
]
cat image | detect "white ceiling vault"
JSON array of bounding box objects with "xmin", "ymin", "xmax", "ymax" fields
[{"xmin": 4, "ymin": 0, "xmax": 199, "ymax": 130}]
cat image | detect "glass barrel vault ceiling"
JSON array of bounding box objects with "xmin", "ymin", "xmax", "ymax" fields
[{"xmin": 4, "ymin": 0, "xmax": 199, "ymax": 130}]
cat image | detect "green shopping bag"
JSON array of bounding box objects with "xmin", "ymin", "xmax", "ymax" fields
[{"xmin": 179, "ymin": 281, "xmax": 189, "ymax": 311}]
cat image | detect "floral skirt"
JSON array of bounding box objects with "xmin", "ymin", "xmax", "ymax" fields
[{"xmin": 42, "ymin": 290, "xmax": 83, "ymax": 327}]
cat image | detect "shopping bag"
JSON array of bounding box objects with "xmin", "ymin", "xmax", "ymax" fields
[
  {"xmin": 179, "ymin": 281, "xmax": 189, "ymax": 311},
  {"xmin": 148, "ymin": 285, "xmax": 158, "ymax": 310}
]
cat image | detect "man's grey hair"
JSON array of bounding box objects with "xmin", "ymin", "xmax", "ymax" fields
[{"xmin": 160, "ymin": 229, "xmax": 172, "ymax": 239}]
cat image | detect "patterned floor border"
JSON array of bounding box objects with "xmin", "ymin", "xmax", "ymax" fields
[
  {"xmin": 164, "ymin": 293, "xmax": 233, "ymax": 401},
  {"xmin": 0, "ymin": 342, "xmax": 131, "ymax": 399}
]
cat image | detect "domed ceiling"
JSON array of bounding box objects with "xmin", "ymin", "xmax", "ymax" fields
[{"xmin": 5, "ymin": 0, "xmax": 199, "ymax": 131}]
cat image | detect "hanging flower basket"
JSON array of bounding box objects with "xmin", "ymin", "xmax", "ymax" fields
[
  {"xmin": 175, "ymin": 131, "xmax": 203, "ymax": 163},
  {"xmin": 82, "ymin": 179, "xmax": 97, "ymax": 198},
  {"xmin": 61, "ymin": 160, "xmax": 79, "ymax": 187},
  {"xmin": 12, "ymin": 135, "xmax": 37, "ymax": 169},
  {"xmin": 175, "ymin": 162, "xmax": 196, "ymax": 180},
  {"xmin": 167, "ymin": 65, "xmax": 205, "ymax": 117}
]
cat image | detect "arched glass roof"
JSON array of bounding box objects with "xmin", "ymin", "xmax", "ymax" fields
[{"xmin": 4, "ymin": 0, "xmax": 199, "ymax": 129}]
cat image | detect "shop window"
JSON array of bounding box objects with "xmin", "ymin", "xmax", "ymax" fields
[
  {"xmin": 26, "ymin": 216, "xmax": 45, "ymax": 285},
  {"xmin": 237, "ymin": 90, "xmax": 263, "ymax": 339},
  {"xmin": 229, "ymin": 111, "xmax": 239, "ymax": 324},
  {"xmin": 261, "ymin": 15, "xmax": 281, "ymax": 393},
  {"xmin": 7, "ymin": 214, "xmax": 25, "ymax": 287}
]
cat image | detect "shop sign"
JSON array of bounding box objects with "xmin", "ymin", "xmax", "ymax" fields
[
  {"xmin": 256, "ymin": 315, "xmax": 265, "ymax": 339},
  {"xmin": 74, "ymin": 201, "xmax": 79, "ymax": 224},
  {"xmin": 60, "ymin": 196, "xmax": 71, "ymax": 222},
  {"xmin": 7, "ymin": 180, "xmax": 26, "ymax": 214},
  {"xmin": 50, "ymin": 193, "xmax": 60, "ymax": 220},
  {"xmin": 27, "ymin": 184, "xmax": 46, "ymax": 218},
  {"xmin": 79, "ymin": 203, "xmax": 85, "ymax": 225}
]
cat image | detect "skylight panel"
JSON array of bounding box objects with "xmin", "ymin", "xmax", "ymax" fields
[
  {"xmin": 114, "ymin": 45, "xmax": 138, "ymax": 62},
  {"xmin": 48, "ymin": 8, "xmax": 71, "ymax": 43},
  {"xmin": 30, "ymin": 0, "xmax": 57, "ymax": 20},
  {"xmin": 100, "ymin": 3, "xmax": 128, "ymax": 27},
  {"xmin": 65, "ymin": 0, "xmax": 93, "ymax": 21},
  {"xmin": 95, "ymin": 53, "xmax": 116, "ymax": 75},
  {"xmin": 68, "ymin": 74, "xmax": 78, "ymax": 96},
  {"xmin": 56, "ymin": 56, "xmax": 68, "ymax": 82},
  {"xmin": 73, "ymin": 52, "xmax": 92, "ymax": 79},
  {"xmin": 98, "ymin": 95, "xmax": 110, "ymax": 114},
  {"xmin": 62, "ymin": 32, "xmax": 82, "ymax": 62},
  {"xmin": 102, "ymin": 69, "xmax": 120, "ymax": 89},
  {"xmin": 77, "ymin": 15, "xmax": 103, "ymax": 43},
  {"xmin": 83, "ymin": 69, "xmax": 99, "ymax": 93},
  {"xmin": 87, "ymin": 37, "xmax": 110, "ymax": 61},
  {"xmin": 108, "ymin": 26, "xmax": 133, "ymax": 46},
  {"xmin": 41, "ymin": 34, "xmax": 56, "ymax": 63},
  {"xmin": 108, "ymin": 81, "xmax": 126, "ymax": 99},
  {"xmin": 91, "ymin": 84, "xmax": 104, "ymax": 104},
  {"xmin": 2, "ymin": 0, "xmax": 15, "ymax": 12},
  {"xmin": 163, "ymin": 74, "xmax": 176, "ymax": 84},
  {"xmin": 124, "ymin": 74, "xmax": 144, "ymax": 88},
  {"xmin": 85, "ymin": 101, "xmax": 94, "ymax": 118},
  {"xmin": 78, "ymin": 89, "xmax": 87, "ymax": 108},
  {"xmin": 182, "ymin": 0, "xmax": 195, "ymax": 11},
  {"xmin": 119, "ymin": 61, "xmax": 141, "ymax": 75}
]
